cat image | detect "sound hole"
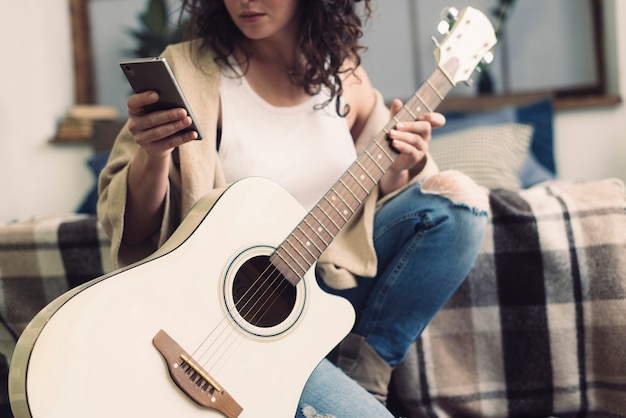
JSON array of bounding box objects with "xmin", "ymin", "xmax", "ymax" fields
[{"xmin": 232, "ymin": 255, "xmax": 296, "ymax": 328}]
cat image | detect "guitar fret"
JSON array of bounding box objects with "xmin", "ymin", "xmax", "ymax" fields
[
  {"xmin": 371, "ymin": 140, "xmax": 395, "ymax": 164},
  {"xmin": 355, "ymin": 160, "xmax": 377, "ymax": 183},
  {"xmin": 303, "ymin": 217, "xmax": 331, "ymax": 246},
  {"xmin": 274, "ymin": 250, "xmax": 306, "ymax": 278},
  {"xmin": 322, "ymin": 196, "xmax": 348, "ymax": 222},
  {"xmin": 352, "ymin": 171, "xmax": 374, "ymax": 194},
  {"xmin": 413, "ymin": 92, "xmax": 432, "ymax": 112},
  {"xmin": 311, "ymin": 210, "xmax": 338, "ymax": 236},
  {"xmin": 366, "ymin": 143, "xmax": 392, "ymax": 169},
  {"xmin": 338, "ymin": 179, "xmax": 361, "ymax": 202},
  {"xmin": 317, "ymin": 205, "xmax": 341, "ymax": 231},
  {"xmin": 296, "ymin": 225, "xmax": 323, "ymax": 254},
  {"xmin": 346, "ymin": 170, "xmax": 370, "ymax": 194},
  {"xmin": 363, "ymin": 150, "xmax": 385, "ymax": 172},
  {"xmin": 425, "ymin": 79, "xmax": 444, "ymax": 100},
  {"xmin": 282, "ymin": 240, "xmax": 310, "ymax": 273},
  {"xmin": 292, "ymin": 231, "xmax": 318, "ymax": 258},
  {"xmin": 330, "ymin": 187, "xmax": 357, "ymax": 214},
  {"xmin": 403, "ymin": 104, "xmax": 417, "ymax": 119},
  {"xmin": 288, "ymin": 234, "xmax": 317, "ymax": 263},
  {"xmin": 330, "ymin": 189, "xmax": 357, "ymax": 214}
]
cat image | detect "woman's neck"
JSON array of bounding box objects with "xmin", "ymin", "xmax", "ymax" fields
[
  {"xmin": 234, "ymin": 44, "xmax": 311, "ymax": 107},
  {"xmin": 241, "ymin": 38, "xmax": 300, "ymax": 75}
]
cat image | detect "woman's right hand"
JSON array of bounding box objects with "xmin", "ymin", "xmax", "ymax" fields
[
  {"xmin": 123, "ymin": 91, "xmax": 199, "ymax": 245},
  {"xmin": 127, "ymin": 91, "xmax": 199, "ymax": 159}
]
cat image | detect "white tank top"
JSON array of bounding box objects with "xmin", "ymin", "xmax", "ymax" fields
[{"xmin": 218, "ymin": 71, "xmax": 357, "ymax": 210}]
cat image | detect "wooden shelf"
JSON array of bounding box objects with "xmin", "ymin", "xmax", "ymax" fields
[
  {"xmin": 50, "ymin": 119, "xmax": 125, "ymax": 150},
  {"xmin": 552, "ymin": 94, "xmax": 622, "ymax": 111},
  {"xmin": 437, "ymin": 92, "xmax": 622, "ymax": 114}
]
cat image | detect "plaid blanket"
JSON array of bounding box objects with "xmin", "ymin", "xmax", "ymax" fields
[
  {"xmin": 0, "ymin": 215, "xmax": 112, "ymax": 417},
  {"xmin": 0, "ymin": 215, "xmax": 112, "ymax": 355},
  {"xmin": 389, "ymin": 178, "xmax": 626, "ymax": 418},
  {"xmin": 0, "ymin": 179, "xmax": 624, "ymax": 417}
]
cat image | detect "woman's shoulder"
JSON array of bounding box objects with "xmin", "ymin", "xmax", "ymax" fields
[
  {"xmin": 342, "ymin": 63, "xmax": 377, "ymax": 138},
  {"xmin": 161, "ymin": 41, "xmax": 220, "ymax": 76},
  {"xmin": 161, "ymin": 40, "xmax": 196, "ymax": 60}
]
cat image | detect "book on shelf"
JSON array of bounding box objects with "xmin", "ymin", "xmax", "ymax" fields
[
  {"xmin": 66, "ymin": 105, "xmax": 119, "ymax": 121},
  {"xmin": 56, "ymin": 118, "xmax": 94, "ymax": 141},
  {"xmin": 54, "ymin": 105, "xmax": 120, "ymax": 143}
]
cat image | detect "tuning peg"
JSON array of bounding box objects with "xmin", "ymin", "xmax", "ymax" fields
[
  {"xmin": 481, "ymin": 51, "xmax": 495, "ymax": 66},
  {"xmin": 430, "ymin": 35, "xmax": 441, "ymax": 48},
  {"xmin": 437, "ymin": 7, "xmax": 459, "ymax": 35},
  {"xmin": 437, "ymin": 20, "xmax": 450, "ymax": 35},
  {"xmin": 440, "ymin": 6, "xmax": 459, "ymax": 22}
]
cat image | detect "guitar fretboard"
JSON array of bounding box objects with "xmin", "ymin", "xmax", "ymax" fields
[{"xmin": 271, "ymin": 67, "xmax": 455, "ymax": 285}]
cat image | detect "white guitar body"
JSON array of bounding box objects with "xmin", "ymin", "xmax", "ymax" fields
[{"xmin": 10, "ymin": 177, "xmax": 355, "ymax": 418}]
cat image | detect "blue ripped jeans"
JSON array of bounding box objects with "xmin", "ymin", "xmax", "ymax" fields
[{"xmin": 296, "ymin": 181, "xmax": 488, "ymax": 417}]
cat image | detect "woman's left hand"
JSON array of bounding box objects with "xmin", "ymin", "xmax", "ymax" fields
[
  {"xmin": 379, "ymin": 99, "xmax": 445, "ymax": 196},
  {"xmin": 387, "ymin": 98, "xmax": 445, "ymax": 172}
]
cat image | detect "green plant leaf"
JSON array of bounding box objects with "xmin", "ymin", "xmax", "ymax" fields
[
  {"xmin": 127, "ymin": 0, "xmax": 188, "ymax": 57},
  {"xmin": 143, "ymin": 0, "xmax": 168, "ymax": 33}
]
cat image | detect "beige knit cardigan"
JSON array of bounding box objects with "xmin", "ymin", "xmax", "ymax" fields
[{"xmin": 97, "ymin": 41, "xmax": 438, "ymax": 289}]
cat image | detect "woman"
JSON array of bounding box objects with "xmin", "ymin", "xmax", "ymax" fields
[{"xmin": 98, "ymin": 0, "xmax": 489, "ymax": 416}]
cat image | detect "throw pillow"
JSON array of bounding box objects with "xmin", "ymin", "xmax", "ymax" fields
[
  {"xmin": 429, "ymin": 123, "xmax": 534, "ymax": 190},
  {"xmin": 516, "ymin": 98, "xmax": 555, "ymax": 174},
  {"xmin": 435, "ymin": 98, "xmax": 556, "ymax": 188}
]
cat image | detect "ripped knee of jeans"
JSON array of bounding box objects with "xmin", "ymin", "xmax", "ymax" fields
[
  {"xmin": 301, "ymin": 405, "xmax": 336, "ymax": 418},
  {"xmin": 421, "ymin": 169, "xmax": 489, "ymax": 212}
]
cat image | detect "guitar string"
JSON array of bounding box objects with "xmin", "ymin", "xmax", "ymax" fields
[
  {"xmin": 187, "ymin": 165, "xmax": 373, "ymax": 371},
  {"xmin": 191, "ymin": 252, "xmax": 289, "ymax": 360},
  {"xmin": 197, "ymin": 173, "xmax": 369, "ymax": 373},
  {"xmin": 190, "ymin": 263, "xmax": 278, "ymax": 357},
  {"xmin": 190, "ymin": 105, "xmax": 426, "ymax": 376},
  {"xmin": 193, "ymin": 261, "xmax": 290, "ymax": 373},
  {"xmin": 189, "ymin": 135, "xmax": 399, "ymax": 376},
  {"xmin": 185, "ymin": 74, "xmax": 450, "ymax": 382},
  {"xmin": 197, "ymin": 136, "xmax": 418, "ymax": 379},
  {"xmin": 188, "ymin": 166, "xmax": 379, "ymax": 369},
  {"xmin": 196, "ymin": 261, "xmax": 304, "ymax": 380},
  {"xmin": 187, "ymin": 188, "xmax": 348, "ymax": 369}
]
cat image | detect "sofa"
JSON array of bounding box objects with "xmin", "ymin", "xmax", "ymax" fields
[{"xmin": 1, "ymin": 98, "xmax": 625, "ymax": 417}]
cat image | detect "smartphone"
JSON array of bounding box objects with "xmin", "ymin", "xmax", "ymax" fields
[{"xmin": 120, "ymin": 57, "xmax": 203, "ymax": 140}]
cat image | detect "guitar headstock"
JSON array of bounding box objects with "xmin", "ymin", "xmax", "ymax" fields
[{"xmin": 433, "ymin": 6, "xmax": 497, "ymax": 86}]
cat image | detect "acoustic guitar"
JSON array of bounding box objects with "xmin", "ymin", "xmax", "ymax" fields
[{"xmin": 9, "ymin": 7, "xmax": 496, "ymax": 417}]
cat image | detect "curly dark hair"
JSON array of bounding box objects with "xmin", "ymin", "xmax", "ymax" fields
[{"xmin": 179, "ymin": 0, "xmax": 373, "ymax": 116}]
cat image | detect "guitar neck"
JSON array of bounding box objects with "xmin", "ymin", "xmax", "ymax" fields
[{"xmin": 271, "ymin": 67, "xmax": 455, "ymax": 285}]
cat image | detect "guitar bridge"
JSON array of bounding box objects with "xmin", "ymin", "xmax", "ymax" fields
[{"xmin": 153, "ymin": 329, "xmax": 243, "ymax": 417}]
